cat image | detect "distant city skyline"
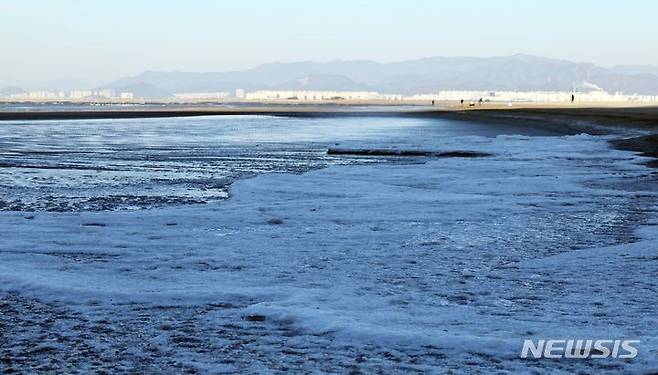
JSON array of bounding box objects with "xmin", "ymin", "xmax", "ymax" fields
[{"xmin": 2, "ymin": 0, "xmax": 658, "ymax": 88}]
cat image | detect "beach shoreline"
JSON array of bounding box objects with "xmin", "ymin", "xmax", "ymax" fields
[
  {"xmin": 418, "ymin": 105, "xmax": 658, "ymax": 165},
  {"xmin": 1, "ymin": 103, "xmax": 656, "ymax": 129},
  {"xmin": 0, "ymin": 102, "xmax": 655, "ymax": 119},
  {"xmin": 3, "ymin": 103, "xmax": 658, "ymax": 165}
]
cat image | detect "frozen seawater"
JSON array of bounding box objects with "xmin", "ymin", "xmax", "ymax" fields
[
  {"xmin": 0, "ymin": 114, "xmax": 568, "ymax": 212},
  {"xmin": 0, "ymin": 115, "xmax": 657, "ymax": 373},
  {"xmin": 0, "ymin": 115, "xmax": 407, "ymax": 211}
]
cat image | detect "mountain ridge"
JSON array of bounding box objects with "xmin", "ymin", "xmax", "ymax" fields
[{"xmin": 93, "ymin": 55, "xmax": 658, "ymax": 98}]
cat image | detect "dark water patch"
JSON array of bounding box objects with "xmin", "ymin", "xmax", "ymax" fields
[
  {"xmin": 327, "ymin": 148, "xmax": 493, "ymax": 158},
  {"xmin": 611, "ymin": 134, "xmax": 658, "ymax": 168}
]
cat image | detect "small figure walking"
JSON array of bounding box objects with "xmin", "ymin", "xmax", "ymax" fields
[
  {"xmin": 571, "ymin": 94, "xmax": 575, "ymax": 103},
  {"xmin": 431, "ymin": 100, "xmax": 435, "ymax": 106},
  {"xmin": 460, "ymin": 99, "xmax": 464, "ymax": 106},
  {"xmin": 478, "ymin": 97, "xmax": 483, "ymax": 106}
]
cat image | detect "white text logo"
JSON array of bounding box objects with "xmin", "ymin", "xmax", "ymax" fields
[{"xmin": 520, "ymin": 339, "xmax": 639, "ymax": 359}]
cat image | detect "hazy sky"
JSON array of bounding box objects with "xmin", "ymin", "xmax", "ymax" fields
[{"xmin": 2, "ymin": 0, "xmax": 657, "ymax": 88}]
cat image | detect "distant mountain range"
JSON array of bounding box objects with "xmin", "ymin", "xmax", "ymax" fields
[
  {"xmin": 0, "ymin": 86, "xmax": 26, "ymax": 96},
  {"xmin": 5, "ymin": 55, "xmax": 658, "ymax": 99},
  {"xmin": 611, "ymin": 64, "xmax": 658, "ymax": 76}
]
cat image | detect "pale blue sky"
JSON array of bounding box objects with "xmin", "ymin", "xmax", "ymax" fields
[{"xmin": 1, "ymin": 0, "xmax": 657, "ymax": 87}]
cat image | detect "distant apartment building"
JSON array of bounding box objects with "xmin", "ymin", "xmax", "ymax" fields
[
  {"xmin": 68, "ymin": 89, "xmax": 133, "ymax": 100},
  {"xmin": 244, "ymin": 90, "xmax": 402, "ymax": 101},
  {"xmin": 173, "ymin": 92, "xmax": 230, "ymax": 101},
  {"xmin": 7, "ymin": 92, "xmax": 54, "ymax": 100},
  {"xmin": 93, "ymin": 89, "xmax": 116, "ymax": 98},
  {"xmin": 69, "ymin": 90, "xmax": 93, "ymax": 100}
]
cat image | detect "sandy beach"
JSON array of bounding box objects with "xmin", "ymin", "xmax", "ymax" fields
[
  {"xmin": 428, "ymin": 104, "xmax": 658, "ymax": 132},
  {"xmin": 2, "ymin": 102, "xmax": 657, "ymax": 129}
]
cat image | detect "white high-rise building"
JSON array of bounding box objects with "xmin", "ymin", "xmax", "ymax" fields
[
  {"xmin": 173, "ymin": 92, "xmax": 230, "ymax": 101},
  {"xmin": 25, "ymin": 91, "xmax": 57, "ymax": 100},
  {"xmin": 69, "ymin": 90, "xmax": 93, "ymax": 100},
  {"xmin": 94, "ymin": 89, "xmax": 116, "ymax": 98}
]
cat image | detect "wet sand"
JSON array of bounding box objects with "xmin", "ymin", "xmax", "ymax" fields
[
  {"xmin": 423, "ymin": 105, "xmax": 658, "ymax": 132},
  {"xmin": 2, "ymin": 103, "xmax": 657, "ymax": 130},
  {"xmin": 0, "ymin": 107, "xmax": 410, "ymax": 121}
]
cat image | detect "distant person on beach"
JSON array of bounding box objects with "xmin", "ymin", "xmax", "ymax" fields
[
  {"xmin": 478, "ymin": 98, "xmax": 483, "ymax": 105},
  {"xmin": 460, "ymin": 99, "xmax": 464, "ymax": 106},
  {"xmin": 571, "ymin": 94, "xmax": 575, "ymax": 103},
  {"xmin": 431, "ymin": 100, "xmax": 435, "ymax": 106}
]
